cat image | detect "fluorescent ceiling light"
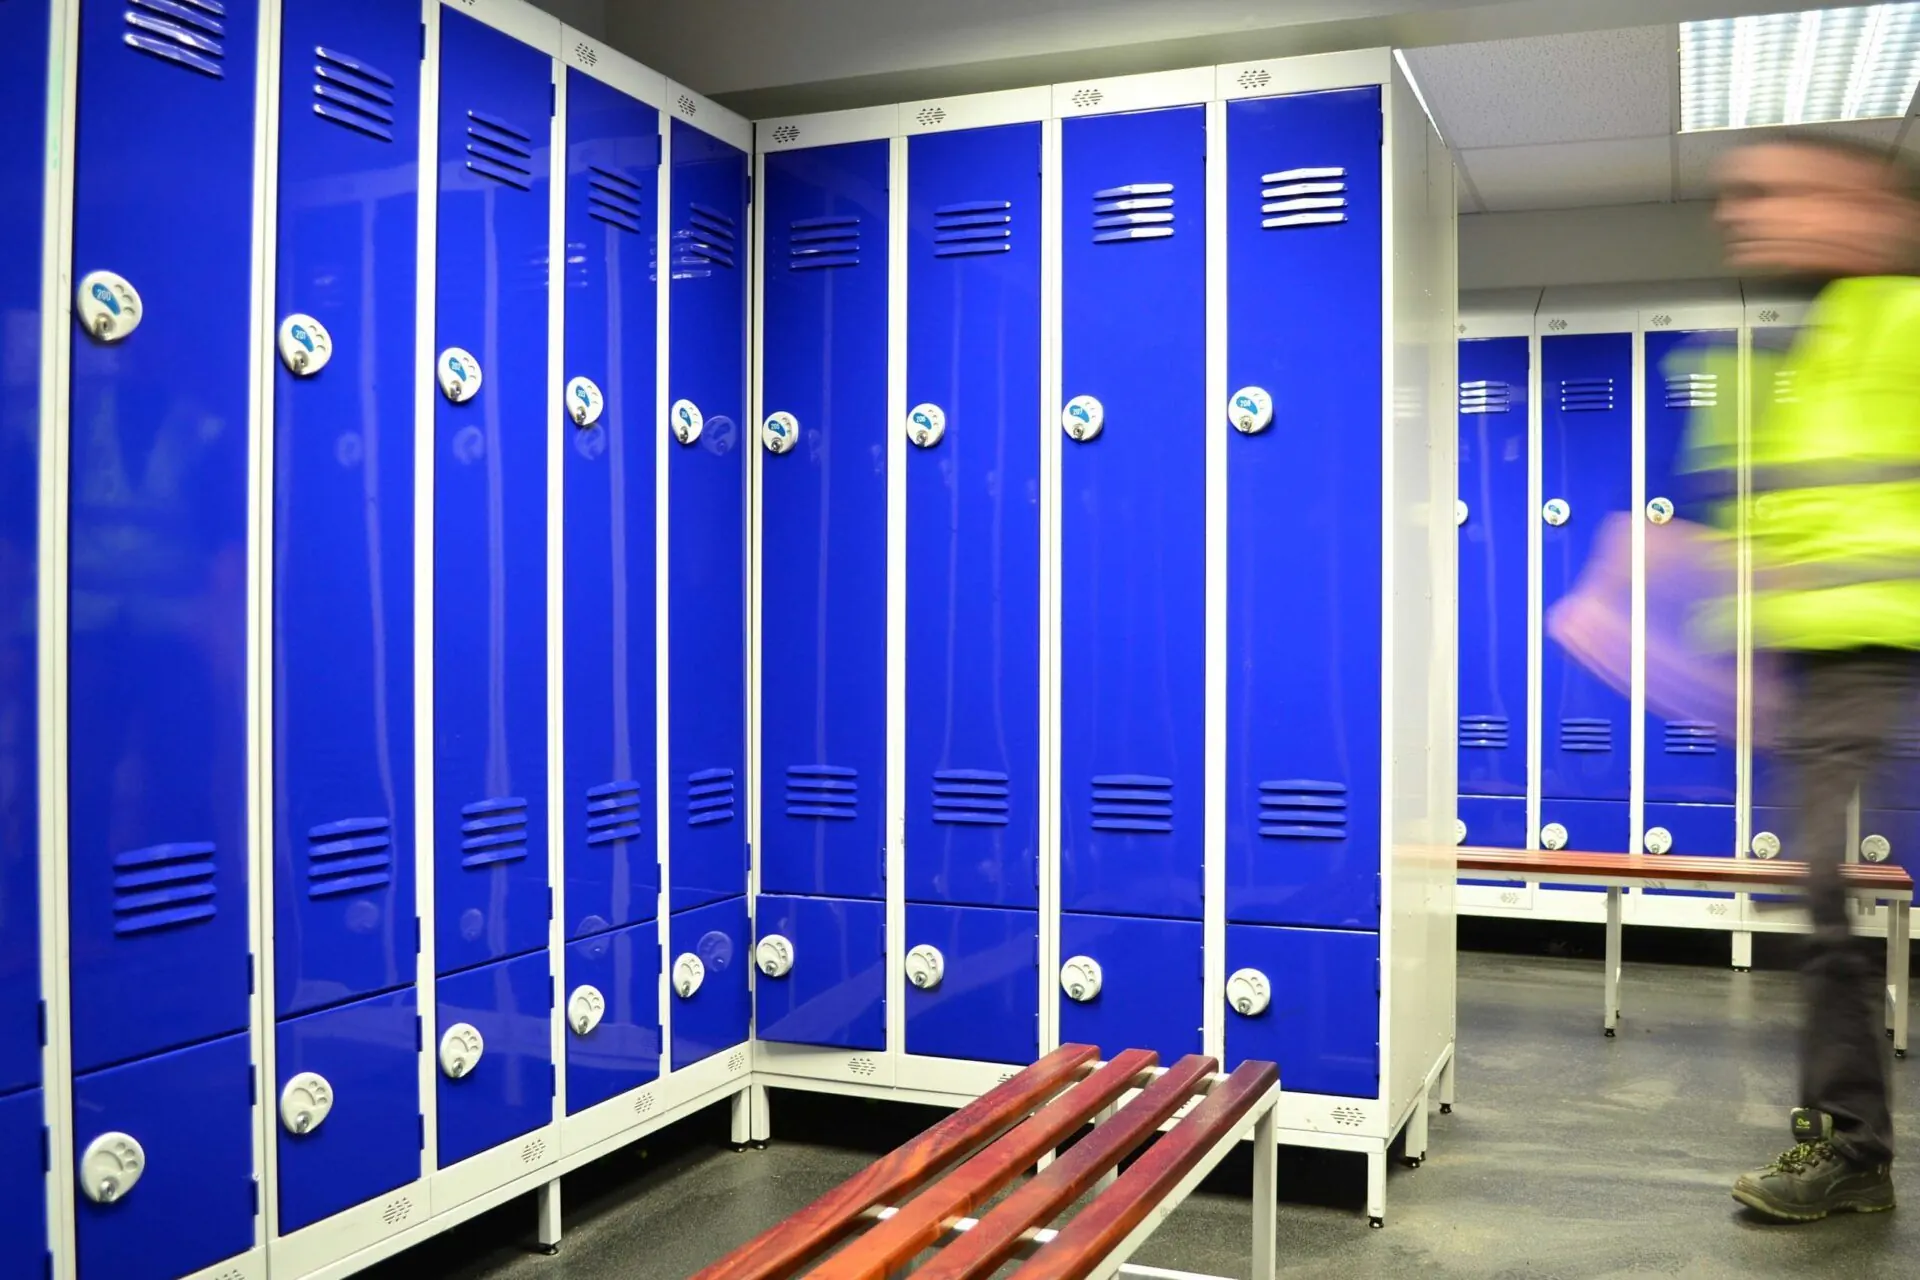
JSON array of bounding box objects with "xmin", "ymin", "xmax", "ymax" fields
[{"xmin": 1680, "ymin": 4, "xmax": 1920, "ymax": 131}]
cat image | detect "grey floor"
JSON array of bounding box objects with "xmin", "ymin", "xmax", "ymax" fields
[{"xmin": 363, "ymin": 927, "xmax": 1920, "ymax": 1279}]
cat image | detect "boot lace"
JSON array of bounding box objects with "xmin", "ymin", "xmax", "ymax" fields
[{"xmin": 1768, "ymin": 1141, "xmax": 1836, "ymax": 1175}]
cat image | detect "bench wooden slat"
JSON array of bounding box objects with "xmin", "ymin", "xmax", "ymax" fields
[
  {"xmin": 688, "ymin": 1043, "xmax": 1100, "ymax": 1280},
  {"xmin": 1458, "ymin": 846, "xmax": 1913, "ymax": 891}
]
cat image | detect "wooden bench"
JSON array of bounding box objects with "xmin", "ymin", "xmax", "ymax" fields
[
  {"xmin": 690, "ymin": 1043, "xmax": 1282, "ymax": 1280},
  {"xmin": 1457, "ymin": 848, "xmax": 1914, "ymax": 1053}
]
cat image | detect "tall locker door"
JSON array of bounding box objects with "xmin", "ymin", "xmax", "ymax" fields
[
  {"xmin": 562, "ymin": 70, "xmax": 659, "ymax": 940},
  {"xmin": 666, "ymin": 118, "xmax": 748, "ymax": 913},
  {"xmin": 1748, "ymin": 326, "xmax": 1796, "ymax": 859},
  {"xmin": 1058, "ymin": 105, "xmax": 1206, "ymax": 920},
  {"xmin": 1223, "ymin": 88, "xmax": 1382, "ymax": 931},
  {"xmin": 759, "ymin": 139, "xmax": 891, "ymax": 901},
  {"xmin": 433, "ymin": 10, "xmax": 553, "ymax": 975},
  {"xmin": 904, "ymin": 122, "xmax": 1042, "ymax": 910},
  {"xmin": 273, "ymin": 0, "xmax": 420, "ymax": 1021}
]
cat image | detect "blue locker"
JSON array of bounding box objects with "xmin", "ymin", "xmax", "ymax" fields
[
  {"xmin": 1458, "ymin": 795, "xmax": 1526, "ymax": 887},
  {"xmin": 667, "ymin": 118, "xmax": 749, "ymax": 914},
  {"xmin": 1859, "ymin": 808, "xmax": 1920, "ymax": 875},
  {"xmin": 1750, "ymin": 326, "xmax": 1799, "ymax": 814},
  {"xmin": 435, "ymin": 949, "xmax": 552, "ymax": 1167},
  {"xmin": 1059, "ymin": 106, "xmax": 1207, "ymax": 921},
  {"xmin": 1641, "ymin": 802, "xmax": 1736, "ymax": 899},
  {"xmin": 1224, "ymin": 89, "xmax": 1382, "ymax": 931},
  {"xmin": 433, "ymin": 11, "xmax": 553, "ymax": 975},
  {"xmin": 68, "ymin": 0, "xmax": 258, "ymax": 1074},
  {"xmin": 754, "ymin": 895, "xmax": 886, "ymax": 1049},
  {"xmin": 0, "ymin": 1087, "xmax": 45, "ymax": 1279},
  {"xmin": 1458, "ymin": 336, "xmax": 1531, "ymax": 799},
  {"xmin": 1540, "ymin": 332, "xmax": 1633, "ymax": 807},
  {"xmin": 759, "ymin": 139, "xmax": 891, "ymax": 901},
  {"xmin": 1058, "ymin": 913, "xmax": 1201, "ymax": 1065},
  {"xmin": 903, "ymin": 123, "xmax": 1043, "ymax": 910},
  {"xmin": 74, "ymin": 1032, "xmax": 253, "ymax": 1280},
  {"xmin": 1223, "ymin": 924, "xmax": 1377, "ymax": 1098},
  {"xmin": 1540, "ymin": 798, "xmax": 1628, "ymax": 859},
  {"xmin": 563, "ymin": 70, "xmax": 659, "ymax": 940},
  {"xmin": 273, "ymin": 0, "xmax": 420, "ymax": 1018},
  {"xmin": 565, "ymin": 918, "xmax": 661, "ymax": 1114},
  {"xmin": 275, "ymin": 988, "xmax": 420, "ymax": 1235},
  {"xmin": 903, "ymin": 904, "xmax": 1037, "ymax": 1065},
  {"xmin": 669, "ymin": 896, "xmax": 750, "ymax": 1070}
]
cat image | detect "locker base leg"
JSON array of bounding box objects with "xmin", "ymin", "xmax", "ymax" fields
[
  {"xmin": 730, "ymin": 1085, "xmax": 751, "ymax": 1151},
  {"xmin": 535, "ymin": 1178, "xmax": 562, "ymax": 1255},
  {"xmin": 750, "ymin": 1081, "xmax": 771, "ymax": 1147},
  {"xmin": 1438, "ymin": 1047, "xmax": 1456, "ymax": 1115},
  {"xmin": 1366, "ymin": 1148, "xmax": 1387, "ymax": 1228},
  {"xmin": 1403, "ymin": 1083, "xmax": 1430, "ymax": 1168},
  {"xmin": 1732, "ymin": 928, "xmax": 1754, "ymax": 973}
]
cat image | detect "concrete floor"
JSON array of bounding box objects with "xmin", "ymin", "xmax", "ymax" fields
[{"xmin": 363, "ymin": 927, "xmax": 1920, "ymax": 1279}]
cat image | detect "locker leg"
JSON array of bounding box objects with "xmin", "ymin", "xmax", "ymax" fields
[
  {"xmin": 1092, "ymin": 1103, "xmax": 1119, "ymax": 1191},
  {"xmin": 750, "ymin": 1082, "xmax": 771, "ymax": 1147},
  {"xmin": 1366, "ymin": 1147, "xmax": 1387, "ymax": 1228},
  {"xmin": 1891, "ymin": 901, "xmax": 1910, "ymax": 1059},
  {"xmin": 536, "ymin": 1178, "xmax": 562, "ymax": 1255},
  {"xmin": 1438, "ymin": 1046, "xmax": 1456, "ymax": 1115},
  {"xmin": 1732, "ymin": 927, "xmax": 1753, "ymax": 973},
  {"xmin": 1403, "ymin": 1083, "xmax": 1429, "ymax": 1168},
  {"xmin": 1250, "ymin": 1105, "xmax": 1277, "ymax": 1280},
  {"xmin": 731, "ymin": 1085, "xmax": 752, "ymax": 1151},
  {"xmin": 1603, "ymin": 886, "xmax": 1623, "ymax": 1038}
]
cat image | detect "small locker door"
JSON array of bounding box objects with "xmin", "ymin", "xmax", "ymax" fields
[
  {"xmin": 1458, "ymin": 336, "xmax": 1531, "ymax": 801},
  {"xmin": 68, "ymin": 0, "xmax": 258, "ymax": 1074},
  {"xmin": 565, "ymin": 917, "xmax": 662, "ymax": 1114},
  {"xmin": 667, "ymin": 118, "xmax": 749, "ymax": 913},
  {"xmin": 1223, "ymin": 88, "xmax": 1383, "ymax": 931},
  {"xmin": 903, "ymin": 904, "xmax": 1038, "ymax": 1065},
  {"xmin": 1223, "ymin": 924, "xmax": 1378, "ymax": 1098},
  {"xmin": 1058, "ymin": 105, "xmax": 1206, "ymax": 920},
  {"xmin": 562, "ymin": 69, "xmax": 660, "ymax": 940},
  {"xmin": 759, "ymin": 139, "xmax": 891, "ymax": 901},
  {"xmin": 435, "ymin": 950, "xmax": 553, "ymax": 1167},
  {"xmin": 753, "ymin": 895, "xmax": 885, "ymax": 1050},
  {"xmin": 0, "ymin": 1088, "xmax": 45, "ymax": 1279},
  {"xmin": 433, "ymin": 11, "xmax": 554, "ymax": 975},
  {"xmin": 1640, "ymin": 802, "xmax": 1737, "ymax": 899},
  {"xmin": 669, "ymin": 897, "xmax": 750, "ymax": 1070},
  {"xmin": 903, "ymin": 122, "xmax": 1043, "ymax": 910},
  {"xmin": 1057, "ymin": 913, "xmax": 1201, "ymax": 1065}
]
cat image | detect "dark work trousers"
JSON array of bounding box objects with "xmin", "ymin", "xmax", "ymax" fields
[{"xmin": 1778, "ymin": 648, "xmax": 1919, "ymax": 1167}]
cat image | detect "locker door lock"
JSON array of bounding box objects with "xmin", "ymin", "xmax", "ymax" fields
[
  {"xmin": 1061, "ymin": 395, "xmax": 1105, "ymax": 442},
  {"xmin": 76, "ymin": 270, "xmax": 143, "ymax": 342},
  {"xmin": 439, "ymin": 1023, "xmax": 485, "ymax": 1079},
  {"xmin": 907, "ymin": 403, "xmax": 947, "ymax": 448},
  {"xmin": 278, "ymin": 314, "xmax": 334, "ymax": 376},
  {"xmin": 567, "ymin": 377, "xmax": 606, "ymax": 427},
  {"xmin": 673, "ymin": 952, "xmax": 706, "ymax": 998},
  {"xmin": 1453, "ymin": 818, "xmax": 1467, "ymax": 846},
  {"xmin": 438, "ymin": 348, "xmax": 483, "ymax": 403},
  {"xmin": 1862, "ymin": 834, "xmax": 1893, "ymax": 864},
  {"xmin": 1227, "ymin": 386, "xmax": 1274, "ymax": 435},
  {"xmin": 761, "ymin": 410, "xmax": 798, "ymax": 454},
  {"xmin": 1646, "ymin": 496, "xmax": 1675, "ymax": 526},
  {"xmin": 1752, "ymin": 831, "xmax": 1781, "ymax": 860},
  {"xmin": 79, "ymin": 1132, "xmax": 145, "ymax": 1204},
  {"xmin": 904, "ymin": 944, "xmax": 945, "ymax": 990},
  {"xmin": 1060, "ymin": 956, "xmax": 1103, "ymax": 1002},
  {"xmin": 1456, "ymin": 500, "xmax": 1469, "ymax": 528},
  {"xmin": 1540, "ymin": 822, "xmax": 1569, "ymax": 851},
  {"xmin": 671, "ymin": 398, "xmax": 705, "ymax": 445},
  {"xmin": 279, "ymin": 1071, "xmax": 335, "ymax": 1135},
  {"xmin": 1543, "ymin": 498, "xmax": 1570, "ymax": 527},
  {"xmin": 1644, "ymin": 826, "xmax": 1673, "ymax": 855},
  {"xmin": 568, "ymin": 985, "xmax": 607, "ymax": 1035},
  {"xmin": 755, "ymin": 935, "xmax": 794, "ymax": 978},
  {"xmin": 1225, "ymin": 968, "xmax": 1272, "ymax": 1017}
]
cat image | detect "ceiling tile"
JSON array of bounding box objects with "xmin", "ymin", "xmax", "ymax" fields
[
  {"xmin": 1461, "ymin": 136, "xmax": 1674, "ymax": 213},
  {"xmin": 1675, "ymin": 118, "xmax": 1906, "ymax": 200},
  {"xmin": 1404, "ymin": 26, "xmax": 1675, "ymax": 149}
]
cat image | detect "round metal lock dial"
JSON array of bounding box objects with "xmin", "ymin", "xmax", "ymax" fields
[
  {"xmin": 1543, "ymin": 498, "xmax": 1571, "ymax": 527},
  {"xmin": 906, "ymin": 402, "xmax": 947, "ymax": 448},
  {"xmin": 79, "ymin": 1132, "xmax": 146, "ymax": 1204},
  {"xmin": 1862, "ymin": 834, "xmax": 1893, "ymax": 864},
  {"xmin": 278, "ymin": 314, "xmax": 333, "ymax": 376},
  {"xmin": 1752, "ymin": 831, "xmax": 1782, "ymax": 860},
  {"xmin": 1060, "ymin": 955, "xmax": 1103, "ymax": 1003},
  {"xmin": 568, "ymin": 984, "xmax": 607, "ymax": 1035},
  {"xmin": 904, "ymin": 944, "xmax": 945, "ymax": 991},
  {"xmin": 76, "ymin": 270, "xmax": 142, "ymax": 342},
  {"xmin": 566, "ymin": 376, "xmax": 605, "ymax": 427},
  {"xmin": 1456, "ymin": 500, "xmax": 1469, "ymax": 528},
  {"xmin": 1061, "ymin": 395, "xmax": 1105, "ymax": 442},
  {"xmin": 761, "ymin": 410, "xmax": 799, "ymax": 454},
  {"xmin": 755, "ymin": 934, "xmax": 795, "ymax": 978},
  {"xmin": 672, "ymin": 952, "xmax": 706, "ymax": 998},
  {"xmin": 1646, "ymin": 496, "xmax": 1675, "ymax": 526},
  {"xmin": 280, "ymin": 1071, "xmax": 335, "ymax": 1136},
  {"xmin": 1644, "ymin": 826, "xmax": 1673, "ymax": 855},
  {"xmin": 1227, "ymin": 386, "xmax": 1274, "ymax": 435},
  {"xmin": 1453, "ymin": 818, "xmax": 1467, "ymax": 846},
  {"xmin": 1225, "ymin": 967, "xmax": 1272, "ymax": 1017},
  {"xmin": 1540, "ymin": 822, "xmax": 1569, "ymax": 851},
  {"xmin": 439, "ymin": 1022, "xmax": 485, "ymax": 1079},
  {"xmin": 671, "ymin": 398, "xmax": 705, "ymax": 445},
  {"xmin": 438, "ymin": 347, "xmax": 482, "ymax": 403}
]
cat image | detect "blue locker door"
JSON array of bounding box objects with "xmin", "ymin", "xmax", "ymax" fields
[
  {"xmin": 435, "ymin": 949, "xmax": 552, "ymax": 1167},
  {"xmin": 1458, "ymin": 336, "xmax": 1531, "ymax": 800},
  {"xmin": 68, "ymin": 0, "xmax": 258, "ymax": 1073},
  {"xmin": 274, "ymin": 0, "xmax": 420, "ymax": 1018},
  {"xmin": 565, "ymin": 918, "xmax": 661, "ymax": 1113},
  {"xmin": 1641, "ymin": 802, "xmax": 1736, "ymax": 899},
  {"xmin": 1223, "ymin": 924, "xmax": 1377, "ymax": 1098},
  {"xmin": 1541, "ymin": 332, "xmax": 1633, "ymax": 810},
  {"xmin": 1059, "ymin": 106, "xmax": 1206, "ymax": 920},
  {"xmin": 667, "ymin": 119, "xmax": 748, "ymax": 913},
  {"xmin": 1458, "ymin": 795, "xmax": 1527, "ymax": 887},
  {"xmin": 0, "ymin": 1087, "xmax": 45, "ymax": 1279},
  {"xmin": 1058, "ymin": 913, "xmax": 1201, "ymax": 1065},
  {"xmin": 759, "ymin": 140, "xmax": 891, "ymax": 901},
  {"xmin": 754, "ymin": 895, "xmax": 886, "ymax": 1049},
  {"xmin": 74, "ymin": 1033, "xmax": 253, "ymax": 1280},
  {"xmin": 904, "ymin": 123, "xmax": 1043, "ymax": 910},
  {"xmin": 563, "ymin": 71, "xmax": 659, "ymax": 940},
  {"xmin": 903, "ymin": 904, "xmax": 1037, "ymax": 1065},
  {"xmin": 669, "ymin": 896, "xmax": 750, "ymax": 1070},
  {"xmin": 433, "ymin": 12, "xmax": 552, "ymax": 975},
  {"xmin": 275, "ymin": 988, "xmax": 420, "ymax": 1235},
  {"xmin": 1224, "ymin": 89, "xmax": 1382, "ymax": 931}
]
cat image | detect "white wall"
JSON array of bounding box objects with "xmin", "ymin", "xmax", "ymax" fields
[{"xmin": 1458, "ymin": 200, "xmax": 1730, "ymax": 290}]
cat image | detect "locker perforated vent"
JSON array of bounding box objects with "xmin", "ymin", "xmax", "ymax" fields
[
  {"xmin": 789, "ymin": 216, "xmax": 860, "ymax": 270},
  {"xmin": 1663, "ymin": 721, "xmax": 1717, "ymax": 755},
  {"xmin": 1548, "ymin": 318, "xmax": 1570, "ymax": 332},
  {"xmin": 848, "ymin": 1056, "xmax": 879, "ymax": 1077},
  {"xmin": 1759, "ymin": 308, "xmax": 1783, "ymax": 323},
  {"xmin": 786, "ymin": 765, "xmax": 857, "ymax": 820},
  {"xmin": 466, "ymin": 110, "xmax": 535, "ymax": 192},
  {"xmin": 915, "ymin": 106, "xmax": 948, "ymax": 127},
  {"xmin": 1070, "ymin": 87, "xmax": 1105, "ymax": 109},
  {"xmin": 1092, "ymin": 183, "xmax": 1174, "ymax": 243},
  {"xmin": 687, "ymin": 768, "xmax": 737, "ymax": 826},
  {"xmin": 207, "ymin": 1270, "xmax": 244, "ymax": 1280},
  {"xmin": 935, "ymin": 201, "xmax": 1013, "ymax": 258},
  {"xmin": 1237, "ymin": 67, "xmax": 1274, "ymax": 90},
  {"xmin": 124, "ymin": 0, "xmax": 226, "ymax": 79},
  {"xmin": 572, "ymin": 41, "xmax": 598, "ymax": 67},
  {"xmin": 381, "ymin": 1196, "xmax": 414, "ymax": 1226},
  {"xmin": 1260, "ymin": 166, "xmax": 1347, "ymax": 229},
  {"xmin": 1559, "ymin": 378, "xmax": 1615, "ymax": 413},
  {"xmin": 113, "ymin": 841, "xmax": 216, "ymax": 935},
  {"xmin": 1559, "ymin": 718, "xmax": 1613, "ymax": 754},
  {"xmin": 1460, "ymin": 715, "xmax": 1510, "ymax": 750},
  {"xmin": 1773, "ymin": 369, "xmax": 1800, "ymax": 404},
  {"xmin": 312, "ymin": 46, "xmax": 396, "ymax": 142},
  {"xmin": 678, "ymin": 93, "xmax": 699, "ymax": 117},
  {"xmin": 634, "ymin": 1091, "xmax": 655, "ymax": 1115},
  {"xmin": 771, "ymin": 124, "xmax": 801, "ymax": 145},
  {"xmin": 1330, "ymin": 1105, "xmax": 1366, "ymax": 1128},
  {"xmin": 1665, "ymin": 372, "xmax": 1719, "ymax": 409},
  {"xmin": 932, "ymin": 769, "xmax": 1011, "ymax": 826},
  {"xmin": 520, "ymin": 1137, "xmax": 547, "ymax": 1163},
  {"xmin": 307, "ymin": 816, "xmax": 393, "ymax": 899},
  {"xmin": 727, "ymin": 1049, "xmax": 747, "ymax": 1073},
  {"xmin": 683, "ymin": 202, "xmax": 738, "ymax": 268},
  {"xmin": 1649, "ymin": 313, "xmax": 1673, "ymax": 328},
  {"xmin": 1091, "ymin": 775, "xmax": 1172, "ymax": 834},
  {"xmin": 1258, "ymin": 780, "xmax": 1348, "ymax": 841},
  {"xmin": 460, "ymin": 797, "xmax": 529, "ymax": 868},
  {"xmin": 1458, "ymin": 380, "xmax": 1510, "ymax": 415},
  {"xmin": 587, "ymin": 165, "xmax": 643, "ymax": 234},
  {"xmin": 586, "ymin": 781, "xmax": 643, "ymax": 847}
]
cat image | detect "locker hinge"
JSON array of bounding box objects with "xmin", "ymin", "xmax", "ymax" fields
[
  {"xmin": 548, "ymin": 978, "xmax": 555, "ymax": 1012},
  {"xmin": 414, "ymin": 916, "xmax": 422, "ymax": 958},
  {"xmin": 746, "ymin": 174, "xmax": 754, "ymax": 207},
  {"xmin": 40, "ymin": 1126, "xmax": 49, "ymax": 1173},
  {"xmin": 247, "ymin": 952, "xmax": 255, "ymax": 996},
  {"xmin": 551, "ymin": 81, "xmax": 558, "ymax": 119},
  {"xmin": 44, "ymin": 1251, "xmax": 51, "ymax": 1280},
  {"xmin": 656, "ymin": 132, "xmax": 664, "ymax": 170},
  {"xmin": 419, "ymin": 21, "xmax": 427, "ymax": 63},
  {"xmin": 415, "ymin": 1015, "xmax": 423, "ymax": 1053},
  {"xmin": 418, "ymin": 1114, "xmax": 425, "ymax": 1151},
  {"xmin": 249, "ymin": 1064, "xmax": 257, "ymax": 1107},
  {"xmin": 37, "ymin": 999, "xmax": 45, "ymax": 1047},
  {"xmin": 549, "ymin": 1063, "xmax": 557, "ymax": 1099},
  {"xmin": 548, "ymin": 889, "xmax": 555, "ymax": 922},
  {"xmin": 251, "ymin": 1177, "xmax": 260, "ymax": 1217}
]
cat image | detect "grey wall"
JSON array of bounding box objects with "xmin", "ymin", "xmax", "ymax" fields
[
  {"xmin": 1458, "ymin": 201, "xmax": 1730, "ymax": 290},
  {"xmin": 534, "ymin": 0, "xmax": 606, "ymax": 39}
]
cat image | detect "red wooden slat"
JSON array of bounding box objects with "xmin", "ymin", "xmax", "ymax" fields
[{"xmin": 1457, "ymin": 846, "xmax": 1912, "ymax": 892}]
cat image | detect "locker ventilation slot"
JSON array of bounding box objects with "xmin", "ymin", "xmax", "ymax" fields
[
  {"xmin": 586, "ymin": 166, "xmax": 643, "ymax": 234},
  {"xmin": 1663, "ymin": 721, "xmax": 1718, "ymax": 756},
  {"xmin": 1458, "ymin": 380, "xmax": 1510, "ymax": 414},
  {"xmin": 789, "ymin": 216, "xmax": 860, "ymax": 271},
  {"xmin": 460, "ymin": 797, "xmax": 529, "ymax": 867},
  {"xmin": 1558, "ymin": 377, "xmax": 1615, "ymax": 413},
  {"xmin": 934, "ymin": 201, "xmax": 1013, "ymax": 258},
  {"xmin": 1258, "ymin": 781, "xmax": 1348, "ymax": 841},
  {"xmin": 1090, "ymin": 775, "xmax": 1173, "ymax": 834},
  {"xmin": 1260, "ymin": 167, "xmax": 1347, "ymax": 229},
  {"xmin": 586, "ymin": 781, "xmax": 643, "ymax": 846},
  {"xmin": 466, "ymin": 111, "xmax": 534, "ymax": 192},
  {"xmin": 786, "ymin": 765, "xmax": 857, "ymax": 820},
  {"xmin": 1460, "ymin": 715, "xmax": 1511, "ymax": 750},
  {"xmin": 932, "ymin": 769, "xmax": 1011, "ymax": 826},
  {"xmin": 1092, "ymin": 183, "xmax": 1175, "ymax": 243},
  {"xmin": 113, "ymin": 842, "xmax": 217, "ymax": 935},
  {"xmin": 1559, "ymin": 718, "xmax": 1613, "ymax": 754},
  {"xmin": 683, "ymin": 202, "xmax": 738, "ymax": 268},
  {"xmin": 307, "ymin": 817, "xmax": 393, "ymax": 898},
  {"xmin": 312, "ymin": 46, "xmax": 396, "ymax": 142},
  {"xmin": 1665, "ymin": 372, "xmax": 1719, "ymax": 409},
  {"xmin": 1773, "ymin": 369, "xmax": 1800, "ymax": 404},
  {"xmin": 687, "ymin": 768, "xmax": 736, "ymax": 827},
  {"xmin": 124, "ymin": 0, "xmax": 226, "ymax": 79}
]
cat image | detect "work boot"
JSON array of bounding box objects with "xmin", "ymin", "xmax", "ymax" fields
[{"xmin": 1732, "ymin": 1111, "xmax": 1895, "ymax": 1222}]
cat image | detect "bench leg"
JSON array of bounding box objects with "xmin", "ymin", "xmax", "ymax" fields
[
  {"xmin": 535, "ymin": 1177, "xmax": 562, "ymax": 1255},
  {"xmin": 1093, "ymin": 1103, "xmax": 1119, "ymax": 1191},
  {"xmin": 1438, "ymin": 1046, "xmax": 1455, "ymax": 1115},
  {"xmin": 1604, "ymin": 886, "xmax": 1623, "ymax": 1038},
  {"xmin": 1366, "ymin": 1147, "xmax": 1387, "ymax": 1229},
  {"xmin": 1251, "ymin": 1105, "xmax": 1276, "ymax": 1280},
  {"xmin": 1403, "ymin": 1081, "xmax": 1430, "ymax": 1168}
]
